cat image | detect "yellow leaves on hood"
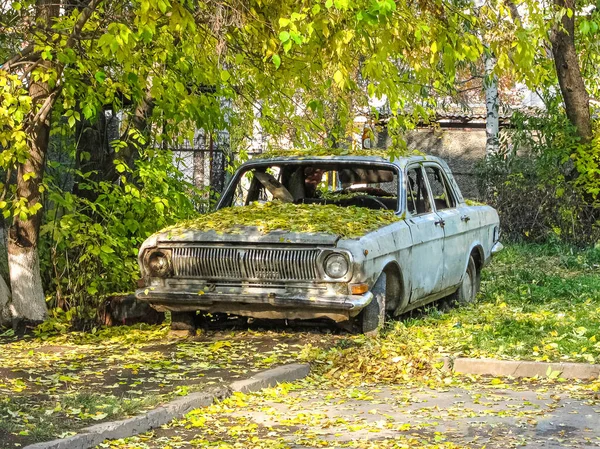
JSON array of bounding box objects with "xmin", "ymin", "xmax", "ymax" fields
[{"xmin": 161, "ymin": 202, "xmax": 401, "ymax": 239}]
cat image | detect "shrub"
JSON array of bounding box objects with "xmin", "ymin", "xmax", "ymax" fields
[
  {"xmin": 39, "ymin": 149, "xmax": 207, "ymax": 326},
  {"xmin": 477, "ymin": 105, "xmax": 600, "ymax": 245}
]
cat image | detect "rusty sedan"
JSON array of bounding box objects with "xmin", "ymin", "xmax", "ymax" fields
[{"xmin": 136, "ymin": 153, "xmax": 502, "ymax": 333}]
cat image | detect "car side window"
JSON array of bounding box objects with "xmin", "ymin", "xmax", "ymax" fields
[
  {"xmin": 424, "ymin": 165, "xmax": 456, "ymax": 210},
  {"xmin": 406, "ymin": 166, "xmax": 432, "ymax": 215}
]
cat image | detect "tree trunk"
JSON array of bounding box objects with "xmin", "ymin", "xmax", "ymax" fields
[
  {"xmin": 73, "ymin": 111, "xmax": 112, "ymax": 201},
  {"xmin": 3, "ymin": 0, "xmax": 59, "ymax": 326},
  {"xmin": 111, "ymin": 92, "xmax": 154, "ymax": 182},
  {"xmin": 7, "ymin": 99, "xmax": 51, "ymax": 324},
  {"xmin": 484, "ymin": 51, "xmax": 500, "ymax": 155},
  {"xmin": 1, "ymin": 0, "xmax": 102, "ymax": 325},
  {"xmin": 551, "ymin": 0, "xmax": 593, "ymax": 144},
  {"xmin": 0, "ymin": 275, "xmax": 11, "ymax": 327},
  {"xmin": 193, "ymin": 135, "xmax": 206, "ymax": 189}
]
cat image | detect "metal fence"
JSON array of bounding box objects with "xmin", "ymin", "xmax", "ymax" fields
[{"xmin": 171, "ymin": 131, "xmax": 233, "ymax": 194}]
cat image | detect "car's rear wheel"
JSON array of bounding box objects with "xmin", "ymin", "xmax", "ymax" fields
[
  {"xmin": 359, "ymin": 272, "xmax": 386, "ymax": 335},
  {"xmin": 452, "ymin": 256, "xmax": 478, "ymax": 305}
]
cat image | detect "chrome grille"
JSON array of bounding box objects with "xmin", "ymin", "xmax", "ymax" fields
[{"xmin": 171, "ymin": 246, "xmax": 320, "ymax": 281}]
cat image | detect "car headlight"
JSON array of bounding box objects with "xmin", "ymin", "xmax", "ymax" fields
[
  {"xmin": 324, "ymin": 253, "xmax": 349, "ymax": 279},
  {"xmin": 146, "ymin": 249, "xmax": 172, "ymax": 277}
]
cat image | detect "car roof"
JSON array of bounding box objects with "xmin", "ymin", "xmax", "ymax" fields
[{"xmin": 240, "ymin": 154, "xmax": 448, "ymax": 170}]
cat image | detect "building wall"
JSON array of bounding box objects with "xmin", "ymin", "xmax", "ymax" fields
[
  {"xmin": 404, "ymin": 128, "xmax": 486, "ymax": 199},
  {"xmin": 373, "ymin": 127, "xmax": 486, "ymax": 199}
]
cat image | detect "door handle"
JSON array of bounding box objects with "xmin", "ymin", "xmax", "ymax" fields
[
  {"xmin": 435, "ymin": 219, "xmax": 445, "ymax": 227},
  {"xmin": 461, "ymin": 215, "xmax": 471, "ymax": 222}
]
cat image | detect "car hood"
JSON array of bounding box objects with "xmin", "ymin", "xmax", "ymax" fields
[
  {"xmin": 144, "ymin": 202, "xmax": 401, "ymax": 249},
  {"xmin": 152, "ymin": 226, "xmax": 340, "ymax": 245}
]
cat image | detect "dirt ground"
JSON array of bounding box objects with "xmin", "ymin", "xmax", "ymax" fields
[{"xmin": 0, "ymin": 322, "xmax": 342, "ymax": 447}]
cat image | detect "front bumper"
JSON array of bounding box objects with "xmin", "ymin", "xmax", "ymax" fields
[{"xmin": 135, "ymin": 287, "xmax": 373, "ymax": 321}]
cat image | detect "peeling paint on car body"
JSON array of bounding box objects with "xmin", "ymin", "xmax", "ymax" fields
[{"xmin": 136, "ymin": 154, "xmax": 502, "ymax": 325}]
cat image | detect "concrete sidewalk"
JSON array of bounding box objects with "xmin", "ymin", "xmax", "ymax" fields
[{"xmin": 131, "ymin": 381, "xmax": 600, "ymax": 448}]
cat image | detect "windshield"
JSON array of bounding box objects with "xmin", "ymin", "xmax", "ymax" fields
[{"xmin": 222, "ymin": 162, "xmax": 399, "ymax": 211}]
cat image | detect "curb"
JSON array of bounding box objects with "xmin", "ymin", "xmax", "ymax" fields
[
  {"xmin": 24, "ymin": 363, "xmax": 310, "ymax": 449},
  {"xmin": 447, "ymin": 357, "xmax": 600, "ymax": 380},
  {"xmin": 230, "ymin": 363, "xmax": 311, "ymax": 393}
]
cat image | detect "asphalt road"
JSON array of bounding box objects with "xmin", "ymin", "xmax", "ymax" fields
[{"xmin": 120, "ymin": 379, "xmax": 600, "ymax": 448}]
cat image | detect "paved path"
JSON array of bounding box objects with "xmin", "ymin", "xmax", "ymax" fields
[{"xmin": 129, "ymin": 381, "xmax": 600, "ymax": 448}]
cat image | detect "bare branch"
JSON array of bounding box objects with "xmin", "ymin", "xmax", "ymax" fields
[
  {"xmin": 503, "ymin": 0, "xmax": 522, "ymax": 24},
  {"xmin": 1, "ymin": 45, "xmax": 34, "ymax": 71}
]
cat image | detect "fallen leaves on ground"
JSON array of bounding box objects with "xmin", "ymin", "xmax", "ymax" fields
[
  {"xmin": 0, "ymin": 325, "xmax": 330, "ymax": 446},
  {"xmin": 2, "ymin": 243, "xmax": 600, "ymax": 446},
  {"xmin": 100, "ymin": 377, "xmax": 600, "ymax": 449}
]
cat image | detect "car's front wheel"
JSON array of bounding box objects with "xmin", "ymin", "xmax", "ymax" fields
[
  {"xmin": 170, "ymin": 311, "xmax": 197, "ymax": 335},
  {"xmin": 359, "ymin": 272, "xmax": 386, "ymax": 335},
  {"xmin": 452, "ymin": 256, "xmax": 479, "ymax": 304}
]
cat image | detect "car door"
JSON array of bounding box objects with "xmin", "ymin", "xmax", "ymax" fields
[
  {"xmin": 423, "ymin": 163, "xmax": 473, "ymax": 291},
  {"xmin": 404, "ymin": 165, "xmax": 445, "ymax": 301}
]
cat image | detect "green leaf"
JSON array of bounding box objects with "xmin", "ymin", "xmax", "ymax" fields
[
  {"xmin": 279, "ymin": 17, "xmax": 290, "ymax": 27},
  {"xmin": 220, "ymin": 70, "xmax": 231, "ymax": 82},
  {"xmin": 101, "ymin": 245, "xmax": 114, "ymax": 253},
  {"xmin": 325, "ymin": 0, "xmax": 333, "ymax": 8},
  {"xmin": 272, "ymin": 54, "xmax": 281, "ymax": 69},
  {"xmin": 94, "ymin": 71, "xmax": 106, "ymax": 84},
  {"xmin": 279, "ymin": 31, "xmax": 291, "ymax": 42},
  {"xmin": 580, "ymin": 20, "xmax": 591, "ymax": 34}
]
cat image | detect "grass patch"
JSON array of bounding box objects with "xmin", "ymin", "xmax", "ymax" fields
[
  {"xmin": 401, "ymin": 242, "xmax": 600, "ymax": 363},
  {"xmin": 308, "ymin": 243, "xmax": 600, "ymax": 386},
  {"xmin": 0, "ymin": 393, "xmax": 160, "ymax": 442}
]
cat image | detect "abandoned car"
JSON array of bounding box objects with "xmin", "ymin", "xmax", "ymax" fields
[{"xmin": 136, "ymin": 152, "xmax": 503, "ymax": 332}]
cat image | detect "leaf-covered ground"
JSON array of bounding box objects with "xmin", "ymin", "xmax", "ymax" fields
[
  {"xmin": 1, "ymin": 243, "xmax": 599, "ymax": 446},
  {"xmin": 0, "ymin": 326, "xmax": 335, "ymax": 447},
  {"xmin": 401, "ymin": 243, "xmax": 600, "ymax": 364},
  {"xmin": 160, "ymin": 202, "xmax": 400, "ymax": 238},
  {"xmin": 303, "ymin": 244, "xmax": 600, "ymax": 389},
  {"xmin": 99, "ymin": 377, "xmax": 600, "ymax": 449}
]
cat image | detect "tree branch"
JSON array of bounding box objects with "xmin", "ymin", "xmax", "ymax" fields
[
  {"xmin": 1, "ymin": 45, "xmax": 34, "ymax": 71},
  {"xmin": 66, "ymin": 0, "xmax": 104, "ymax": 49},
  {"xmin": 503, "ymin": 0, "xmax": 522, "ymax": 25}
]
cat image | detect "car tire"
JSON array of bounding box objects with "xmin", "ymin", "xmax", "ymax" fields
[
  {"xmin": 170, "ymin": 311, "xmax": 197, "ymax": 335},
  {"xmin": 359, "ymin": 272, "xmax": 386, "ymax": 335},
  {"xmin": 453, "ymin": 256, "xmax": 478, "ymax": 305}
]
